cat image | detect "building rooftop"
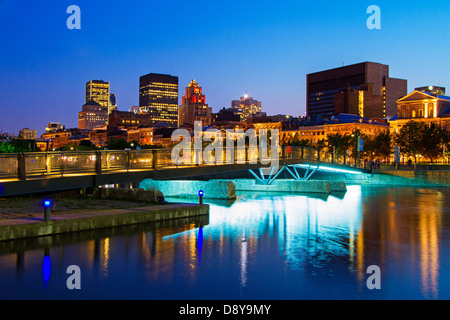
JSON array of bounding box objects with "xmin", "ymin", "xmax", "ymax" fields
[{"xmin": 325, "ymin": 113, "xmax": 388, "ymax": 126}]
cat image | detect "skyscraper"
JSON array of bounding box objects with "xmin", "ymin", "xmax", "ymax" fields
[
  {"xmin": 109, "ymin": 93, "xmax": 117, "ymax": 112},
  {"xmin": 86, "ymin": 80, "xmax": 111, "ymax": 111},
  {"xmin": 306, "ymin": 62, "xmax": 407, "ymax": 119},
  {"xmin": 139, "ymin": 73, "xmax": 179, "ymax": 127},
  {"xmin": 178, "ymin": 80, "xmax": 212, "ymax": 127},
  {"xmin": 231, "ymin": 95, "xmax": 262, "ymax": 122}
]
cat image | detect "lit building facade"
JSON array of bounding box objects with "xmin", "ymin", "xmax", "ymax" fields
[
  {"xmin": 178, "ymin": 80, "xmax": 212, "ymax": 127},
  {"xmin": 389, "ymin": 90, "xmax": 450, "ymax": 134},
  {"xmin": 18, "ymin": 128, "xmax": 37, "ymax": 140},
  {"xmin": 89, "ymin": 126, "xmax": 128, "ymax": 148},
  {"xmin": 139, "ymin": 73, "xmax": 179, "ymax": 127},
  {"xmin": 307, "ymin": 62, "xmax": 407, "ymax": 120},
  {"xmin": 45, "ymin": 122, "xmax": 64, "ymax": 133},
  {"xmin": 109, "ymin": 110, "xmax": 152, "ymax": 128},
  {"xmin": 110, "ymin": 93, "xmax": 118, "ymax": 113},
  {"xmin": 255, "ymin": 114, "xmax": 389, "ymax": 147},
  {"xmin": 78, "ymin": 100, "xmax": 108, "ymax": 131},
  {"xmin": 231, "ymin": 95, "xmax": 262, "ymax": 122},
  {"xmin": 86, "ymin": 80, "xmax": 112, "ymax": 114},
  {"xmin": 325, "ymin": 114, "xmax": 389, "ymax": 137}
]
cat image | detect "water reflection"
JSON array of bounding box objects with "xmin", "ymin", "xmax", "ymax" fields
[{"xmin": 0, "ymin": 186, "xmax": 449, "ymax": 300}]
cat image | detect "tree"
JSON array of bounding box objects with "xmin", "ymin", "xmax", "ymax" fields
[
  {"xmin": 421, "ymin": 122, "xmax": 444, "ymax": 163},
  {"xmin": 316, "ymin": 139, "xmax": 326, "ymax": 152},
  {"xmin": 0, "ymin": 141, "xmax": 16, "ymax": 153},
  {"xmin": 326, "ymin": 133, "xmax": 352, "ymax": 156},
  {"xmin": 393, "ymin": 120, "xmax": 426, "ymax": 164},
  {"xmin": 372, "ymin": 131, "xmax": 392, "ymax": 162},
  {"xmin": 106, "ymin": 138, "xmax": 130, "ymax": 150}
]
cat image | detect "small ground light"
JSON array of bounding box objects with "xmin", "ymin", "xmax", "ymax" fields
[
  {"xmin": 43, "ymin": 199, "xmax": 52, "ymax": 221},
  {"xmin": 198, "ymin": 190, "xmax": 204, "ymax": 205}
]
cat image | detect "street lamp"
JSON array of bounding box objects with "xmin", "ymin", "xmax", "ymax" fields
[
  {"xmin": 198, "ymin": 190, "xmax": 204, "ymax": 205},
  {"xmin": 352, "ymin": 133, "xmax": 363, "ymax": 167},
  {"xmin": 43, "ymin": 199, "xmax": 52, "ymax": 221}
]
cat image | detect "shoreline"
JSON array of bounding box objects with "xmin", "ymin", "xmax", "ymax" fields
[{"xmin": 0, "ymin": 203, "xmax": 210, "ymax": 242}]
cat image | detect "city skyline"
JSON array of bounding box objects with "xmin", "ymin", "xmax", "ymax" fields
[{"xmin": 0, "ymin": 0, "xmax": 449, "ymax": 136}]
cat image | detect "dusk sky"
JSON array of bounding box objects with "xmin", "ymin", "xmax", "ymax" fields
[{"xmin": 0, "ymin": 0, "xmax": 449, "ymax": 136}]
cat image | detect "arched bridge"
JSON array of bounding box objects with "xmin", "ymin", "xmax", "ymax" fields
[{"xmin": 0, "ymin": 146, "xmax": 368, "ymax": 197}]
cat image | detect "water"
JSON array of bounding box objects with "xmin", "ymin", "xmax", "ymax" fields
[{"xmin": 0, "ymin": 185, "xmax": 449, "ymax": 300}]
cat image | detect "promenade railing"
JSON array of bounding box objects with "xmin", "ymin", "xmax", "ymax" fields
[{"xmin": 0, "ymin": 146, "xmax": 360, "ymax": 181}]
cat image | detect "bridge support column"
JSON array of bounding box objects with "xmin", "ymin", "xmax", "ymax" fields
[
  {"xmin": 126, "ymin": 150, "xmax": 131, "ymax": 172},
  {"xmin": 17, "ymin": 153, "xmax": 26, "ymax": 181},
  {"xmin": 95, "ymin": 151, "xmax": 102, "ymax": 175},
  {"xmin": 152, "ymin": 150, "xmax": 158, "ymax": 170}
]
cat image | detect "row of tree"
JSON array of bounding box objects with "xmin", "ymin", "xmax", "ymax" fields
[{"xmin": 282, "ymin": 120, "xmax": 450, "ymax": 163}]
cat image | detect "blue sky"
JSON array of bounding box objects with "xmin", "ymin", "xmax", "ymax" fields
[{"xmin": 0, "ymin": 0, "xmax": 449, "ymax": 135}]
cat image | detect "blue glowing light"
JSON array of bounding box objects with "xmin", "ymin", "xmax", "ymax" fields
[
  {"xmin": 43, "ymin": 200, "xmax": 52, "ymax": 208},
  {"xmin": 198, "ymin": 190, "xmax": 204, "ymax": 197},
  {"xmin": 42, "ymin": 255, "xmax": 51, "ymax": 284}
]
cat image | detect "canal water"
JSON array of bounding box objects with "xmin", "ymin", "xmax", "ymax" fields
[{"xmin": 0, "ymin": 185, "xmax": 449, "ymax": 300}]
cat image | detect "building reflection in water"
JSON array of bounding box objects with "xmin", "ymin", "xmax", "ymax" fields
[
  {"xmin": 0, "ymin": 186, "xmax": 447, "ymax": 299},
  {"xmin": 359, "ymin": 187, "xmax": 443, "ymax": 299}
]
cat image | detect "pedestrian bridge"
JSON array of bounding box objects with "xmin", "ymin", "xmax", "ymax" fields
[{"xmin": 0, "ymin": 146, "xmax": 368, "ymax": 197}]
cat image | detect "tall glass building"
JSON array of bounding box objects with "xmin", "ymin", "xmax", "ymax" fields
[
  {"xmin": 139, "ymin": 73, "xmax": 179, "ymax": 127},
  {"xmin": 86, "ymin": 80, "xmax": 110, "ymax": 109}
]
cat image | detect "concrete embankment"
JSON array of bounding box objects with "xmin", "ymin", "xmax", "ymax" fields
[
  {"xmin": 316, "ymin": 171, "xmax": 446, "ymax": 187},
  {"xmin": 140, "ymin": 179, "xmax": 237, "ymax": 199},
  {"xmin": 382, "ymin": 170, "xmax": 450, "ymax": 187},
  {"xmin": 0, "ymin": 204, "xmax": 209, "ymax": 242}
]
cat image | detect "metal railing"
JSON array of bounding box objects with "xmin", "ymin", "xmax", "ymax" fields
[{"xmin": 0, "ymin": 146, "xmax": 360, "ymax": 181}]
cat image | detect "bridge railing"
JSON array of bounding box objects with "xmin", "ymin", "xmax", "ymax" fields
[
  {"xmin": 0, "ymin": 146, "xmax": 361, "ymax": 181},
  {"xmin": 0, "ymin": 154, "xmax": 18, "ymax": 179}
]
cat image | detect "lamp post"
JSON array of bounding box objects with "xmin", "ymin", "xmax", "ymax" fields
[
  {"xmin": 43, "ymin": 199, "xmax": 52, "ymax": 221},
  {"xmin": 352, "ymin": 133, "xmax": 362, "ymax": 168},
  {"xmin": 198, "ymin": 190, "xmax": 204, "ymax": 205}
]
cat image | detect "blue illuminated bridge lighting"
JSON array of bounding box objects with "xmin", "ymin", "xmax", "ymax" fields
[{"xmin": 294, "ymin": 164, "xmax": 363, "ymax": 175}]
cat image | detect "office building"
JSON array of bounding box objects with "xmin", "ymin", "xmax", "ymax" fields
[
  {"xmin": 139, "ymin": 73, "xmax": 179, "ymax": 127},
  {"xmin": 231, "ymin": 95, "xmax": 262, "ymax": 122},
  {"xmin": 18, "ymin": 128, "xmax": 37, "ymax": 140},
  {"xmin": 307, "ymin": 62, "xmax": 407, "ymax": 120},
  {"xmin": 45, "ymin": 122, "xmax": 65, "ymax": 133},
  {"xmin": 78, "ymin": 100, "xmax": 109, "ymax": 131},
  {"xmin": 85, "ymin": 80, "xmax": 111, "ymax": 114},
  {"xmin": 108, "ymin": 110, "xmax": 152, "ymax": 128},
  {"xmin": 110, "ymin": 93, "xmax": 118, "ymax": 112},
  {"xmin": 178, "ymin": 80, "xmax": 212, "ymax": 126}
]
